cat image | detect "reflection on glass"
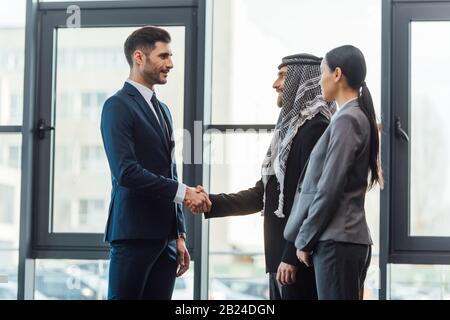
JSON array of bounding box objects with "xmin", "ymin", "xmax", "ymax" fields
[
  {"xmin": 0, "ymin": 250, "xmax": 19, "ymax": 300},
  {"xmin": 34, "ymin": 259, "xmax": 193, "ymax": 300},
  {"xmin": 0, "ymin": 0, "xmax": 25, "ymax": 300},
  {"xmin": 52, "ymin": 26, "xmax": 185, "ymax": 233},
  {"xmin": 211, "ymin": 0, "xmax": 381, "ymax": 124},
  {"xmin": 410, "ymin": 22, "xmax": 450, "ymax": 236},
  {"xmin": 206, "ymin": 132, "xmax": 272, "ymax": 300},
  {"xmin": 35, "ymin": 260, "xmax": 109, "ymax": 300},
  {"xmin": 391, "ymin": 264, "xmax": 450, "ymax": 300},
  {"xmin": 0, "ymin": 0, "xmax": 25, "ymax": 125},
  {"xmin": 0, "ymin": 134, "xmax": 21, "ymax": 300},
  {"xmin": 0, "ymin": 135, "xmax": 21, "ymax": 229}
]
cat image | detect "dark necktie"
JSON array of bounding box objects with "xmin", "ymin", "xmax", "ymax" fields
[{"xmin": 150, "ymin": 93, "xmax": 170, "ymax": 144}]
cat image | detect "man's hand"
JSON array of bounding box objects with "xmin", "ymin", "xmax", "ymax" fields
[
  {"xmin": 176, "ymin": 238, "xmax": 190, "ymax": 277},
  {"xmin": 296, "ymin": 250, "xmax": 312, "ymax": 267},
  {"xmin": 184, "ymin": 185, "xmax": 211, "ymax": 214},
  {"xmin": 276, "ymin": 262, "xmax": 298, "ymax": 285},
  {"xmin": 194, "ymin": 185, "xmax": 212, "ymax": 213}
]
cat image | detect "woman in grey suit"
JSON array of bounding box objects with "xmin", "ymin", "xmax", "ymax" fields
[{"xmin": 284, "ymin": 45, "xmax": 383, "ymax": 300}]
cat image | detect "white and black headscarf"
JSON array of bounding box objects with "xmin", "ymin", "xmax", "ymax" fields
[{"xmin": 261, "ymin": 54, "xmax": 336, "ymax": 218}]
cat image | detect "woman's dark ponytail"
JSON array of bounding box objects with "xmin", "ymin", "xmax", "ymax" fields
[{"xmin": 358, "ymin": 82, "xmax": 384, "ymax": 190}]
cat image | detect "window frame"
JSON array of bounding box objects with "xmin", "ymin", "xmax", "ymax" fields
[
  {"xmin": 33, "ymin": 3, "xmax": 198, "ymax": 256},
  {"xmin": 389, "ymin": 0, "xmax": 450, "ymax": 264},
  {"xmin": 19, "ymin": 0, "xmax": 209, "ymax": 300}
]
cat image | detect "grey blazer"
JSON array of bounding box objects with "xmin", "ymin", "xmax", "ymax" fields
[{"xmin": 284, "ymin": 99, "xmax": 373, "ymax": 252}]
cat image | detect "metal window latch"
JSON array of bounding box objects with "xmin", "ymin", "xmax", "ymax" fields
[
  {"xmin": 395, "ymin": 116, "xmax": 409, "ymax": 142},
  {"xmin": 36, "ymin": 118, "xmax": 55, "ymax": 140}
]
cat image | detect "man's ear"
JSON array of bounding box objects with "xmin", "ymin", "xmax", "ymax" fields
[
  {"xmin": 333, "ymin": 67, "xmax": 342, "ymax": 83},
  {"xmin": 133, "ymin": 50, "xmax": 144, "ymax": 66}
]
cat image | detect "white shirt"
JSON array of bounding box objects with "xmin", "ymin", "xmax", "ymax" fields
[{"xmin": 126, "ymin": 79, "xmax": 186, "ymax": 204}]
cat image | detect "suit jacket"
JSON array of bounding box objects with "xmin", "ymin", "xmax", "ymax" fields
[
  {"xmin": 206, "ymin": 114, "xmax": 329, "ymax": 272},
  {"xmin": 100, "ymin": 82, "xmax": 185, "ymax": 242},
  {"xmin": 284, "ymin": 99, "xmax": 373, "ymax": 252}
]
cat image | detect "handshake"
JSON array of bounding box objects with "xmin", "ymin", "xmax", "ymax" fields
[{"xmin": 183, "ymin": 185, "xmax": 212, "ymax": 214}]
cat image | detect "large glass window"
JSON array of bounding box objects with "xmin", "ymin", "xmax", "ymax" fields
[
  {"xmin": 51, "ymin": 27, "xmax": 128, "ymax": 233},
  {"xmin": 0, "ymin": 2, "xmax": 25, "ymax": 126},
  {"xmin": 410, "ymin": 22, "xmax": 450, "ymax": 237},
  {"xmin": 0, "ymin": 0, "xmax": 25, "ymax": 300},
  {"xmin": 391, "ymin": 265, "xmax": 450, "ymax": 300},
  {"xmin": 34, "ymin": 259, "xmax": 194, "ymax": 300},
  {"xmin": 35, "ymin": 260, "xmax": 109, "ymax": 300},
  {"xmin": 51, "ymin": 26, "xmax": 185, "ymax": 233},
  {"xmin": 0, "ymin": 134, "xmax": 22, "ymax": 300},
  {"xmin": 209, "ymin": 0, "xmax": 381, "ymax": 300},
  {"xmin": 390, "ymin": 3, "xmax": 450, "ymax": 278},
  {"xmin": 211, "ymin": 0, "xmax": 381, "ymax": 125},
  {"xmin": 207, "ymin": 131, "xmax": 272, "ymax": 300}
]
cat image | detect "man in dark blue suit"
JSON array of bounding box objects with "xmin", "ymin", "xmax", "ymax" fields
[{"xmin": 101, "ymin": 26, "xmax": 211, "ymax": 300}]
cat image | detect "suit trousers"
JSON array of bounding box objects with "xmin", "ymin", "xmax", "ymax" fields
[
  {"xmin": 108, "ymin": 239, "xmax": 178, "ymax": 300},
  {"xmin": 312, "ymin": 240, "xmax": 371, "ymax": 300}
]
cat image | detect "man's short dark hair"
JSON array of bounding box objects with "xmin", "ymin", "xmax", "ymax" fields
[{"xmin": 124, "ymin": 26, "xmax": 171, "ymax": 68}]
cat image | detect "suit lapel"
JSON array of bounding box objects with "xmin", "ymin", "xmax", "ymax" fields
[{"xmin": 122, "ymin": 82, "xmax": 170, "ymax": 155}]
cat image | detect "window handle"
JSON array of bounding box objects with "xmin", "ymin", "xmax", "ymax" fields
[
  {"xmin": 395, "ymin": 116, "xmax": 409, "ymax": 142},
  {"xmin": 36, "ymin": 118, "xmax": 55, "ymax": 140}
]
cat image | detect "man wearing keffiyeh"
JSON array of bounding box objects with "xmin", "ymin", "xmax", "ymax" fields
[{"xmin": 199, "ymin": 54, "xmax": 336, "ymax": 300}]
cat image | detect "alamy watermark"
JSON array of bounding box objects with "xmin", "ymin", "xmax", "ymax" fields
[
  {"xmin": 66, "ymin": 5, "xmax": 81, "ymax": 28},
  {"xmin": 171, "ymin": 121, "xmax": 278, "ymax": 166}
]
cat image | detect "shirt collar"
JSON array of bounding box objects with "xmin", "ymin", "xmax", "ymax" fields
[
  {"xmin": 126, "ymin": 78, "xmax": 155, "ymax": 103},
  {"xmin": 334, "ymin": 97, "xmax": 358, "ymax": 117}
]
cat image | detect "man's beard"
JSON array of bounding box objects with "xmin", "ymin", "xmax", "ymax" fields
[
  {"xmin": 277, "ymin": 94, "xmax": 283, "ymax": 108},
  {"xmin": 142, "ymin": 68, "xmax": 163, "ymax": 86}
]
